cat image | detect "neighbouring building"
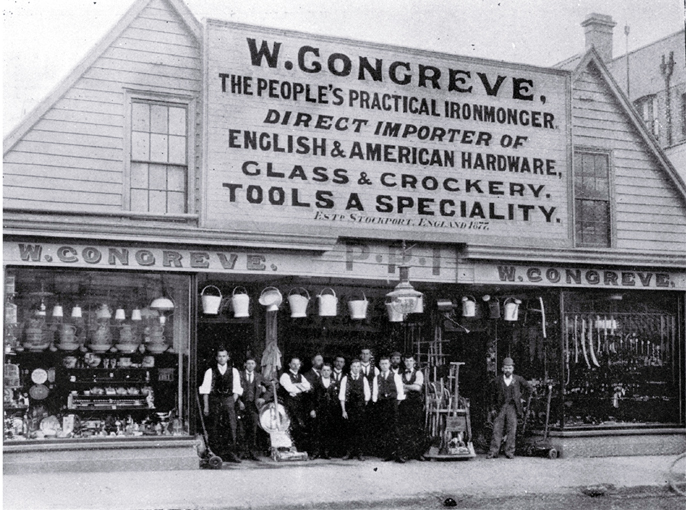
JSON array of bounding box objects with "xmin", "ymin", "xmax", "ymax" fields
[{"xmin": 3, "ymin": 0, "xmax": 685, "ymax": 473}]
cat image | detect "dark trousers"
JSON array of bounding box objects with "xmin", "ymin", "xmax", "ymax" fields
[
  {"xmin": 376, "ymin": 398, "xmax": 400, "ymax": 458},
  {"xmin": 314, "ymin": 405, "xmax": 337, "ymax": 454},
  {"xmin": 399, "ymin": 395, "xmax": 425, "ymax": 458},
  {"xmin": 345, "ymin": 402, "xmax": 366, "ymax": 456},
  {"xmin": 209, "ymin": 395, "xmax": 237, "ymax": 456},
  {"xmin": 284, "ymin": 395, "xmax": 307, "ymax": 450},
  {"xmin": 239, "ymin": 401, "xmax": 260, "ymax": 454},
  {"xmin": 489, "ymin": 402, "xmax": 518, "ymax": 456}
]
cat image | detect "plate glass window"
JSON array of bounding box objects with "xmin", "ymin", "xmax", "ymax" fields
[
  {"xmin": 131, "ymin": 102, "xmax": 188, "ymax": 214},
  {"xmin": 574, "ymin": 152, "xmax": 611, "ymax": 248}
]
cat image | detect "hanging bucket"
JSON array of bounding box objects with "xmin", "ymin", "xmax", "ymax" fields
[
  {"xmin": 461, "ymin": 296, "xmax": 476, "ymax": 317},
  {"xmin": 288, "ymin": 288, "xmax": 310, "ymax": 318},
  {"xmin": 348, "ymin": 294, "xmax": 369, "ymax": 320},
  {"xmin": 259, "ymin": 287, "xmax": 282, "ymax": 312},
  {"xmin": 317, "ymin": 288, "xmax": 338, "ymax": 317},
  {"xmin": 385, "ymin": 302, "xmax": 404, "ymax": 322},
  {"xmin": 201, "ymin": 285, "xmax": 223, "ymax": 315},
  {"xmin": 503, "ymin": 297, "xmax": 521, "ymax": 321},
  {"xmin": 232, "ymin": 287, "xmax": 250, "ymax": 318}
]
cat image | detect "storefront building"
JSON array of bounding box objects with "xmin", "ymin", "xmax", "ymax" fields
[{"xmin": 3, "ymin": 0, "xmax": 685, "ymax": 472}]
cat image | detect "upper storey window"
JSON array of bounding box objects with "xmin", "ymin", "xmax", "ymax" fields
[
  {"xmin": 633, "ymin": 95, "xmax": 659, "ymax": 140},
  {"xmin": 574, "ymin": 151, "xmax": 611, "ymax": 248},
  {"xmin": 130, "ymin": 101, "xmax": 188, "ymax": 214}
]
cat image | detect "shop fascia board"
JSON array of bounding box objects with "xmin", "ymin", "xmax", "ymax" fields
[
  {"xmin": 3, "ymin": 216, "xmax": 338, "ymax": 253},
  {"xmin": 463, "ymin": 244, "xmax": 686, "ymax": 269}
]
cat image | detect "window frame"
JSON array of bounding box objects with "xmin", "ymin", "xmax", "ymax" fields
[
  {"xmin": 572, "ymin": 148, "xmax": 615, "ymax": 248},
  {"xmin": 123, "ymin": 90, "xmax": 196, "ymax": 218},
  {"xmin": 633, "ymin": 94, "xmax": 660, "ymax": 139}
]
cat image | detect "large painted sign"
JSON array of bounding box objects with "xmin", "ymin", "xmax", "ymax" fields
[
  {"xmin": 4, "ymin": 241, "xmax": 457, "ymax": 283},
  {"xmin": 467, "ymin": 263, "xmax": 686, "ymax": 290},
  {"xmin": 204, "ymin": 21, "xmax": 571, "ymax": 246}
]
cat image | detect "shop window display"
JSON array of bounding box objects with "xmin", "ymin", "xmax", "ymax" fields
[
  {"xmin": 3, "ymin": 269, "xmax": 191, "ymax": 441},
  {"xmin": 562, "ymin": 291, "xmax": 682, "ymax": 427}
]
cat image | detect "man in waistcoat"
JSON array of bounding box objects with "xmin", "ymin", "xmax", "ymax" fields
[
  {"xmin": 303, "ymin": 353, "xmax": 324, "ymax": 386},
  {"xmin": 359, "ymin": 347, "xmax": 379, "ymax": 456},
  {"xmin": 339, "ymin": 359, "xmax": 370, "ymax": 461},
  {"xmin": 487, "ymin": 357, "xmax": 532, "ymax": 459},
  {"xmin": 309, "ymin": 364, "xmax": 339, "ymax": 459},
  {"xmin": 237, "ymin": 356, "xmax": 265, "ymax": 460},
  {"xmin": 373, "ymin": 356, "xmax": 406, "ymax": 463},
  {"xmin": 399, "ymin": 354, "xmax": 426, "ymax": 461},
  {"xmin": 279, "ymin": 356, "xmax": 311, "ymax": 451},
  {"xmin": 199, "ymin": 346, "xmax": 243, "ymax": 463},
  {"xmin": 330, "ymin": 354, "xmax": 347, "ymax": 456}
]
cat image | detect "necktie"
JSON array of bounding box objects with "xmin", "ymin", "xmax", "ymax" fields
[{"xmin": 248, "ymin": 373, "xmax": 253, "ymax": 384}]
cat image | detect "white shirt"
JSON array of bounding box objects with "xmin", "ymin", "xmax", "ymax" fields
[
  {"xmin": 198, "ymin": 365, "xmax": 243, "ymax": 396},
  {"xmin": 372, "ymin": 371, "xmax": 405, "ymax": 402},
  {"xmin": 320, "ymin": 377, "xmax": 332, "ymax": 389},
  {"xmin": 360, "ymin": 363, "xmax": 379, "ymax": 378},
  {"xmin": 503, "ymin": 374, "xmax": 513, "ymax": 387},
  {"xmin": 402, "ymin": 369, "xmax": 424, "ymax": 388},
  {"xmin": 279, "ymin": 371, "xmax": 311, "ymax": 394},
  {"xmin": 338, "ymin": 374, "xmax": 371, "ymax": 402}
]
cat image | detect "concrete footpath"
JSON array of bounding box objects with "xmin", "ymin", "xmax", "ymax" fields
[{"xmin": 3, "ymin": 454, "xmax": 682, "ymax": 510}]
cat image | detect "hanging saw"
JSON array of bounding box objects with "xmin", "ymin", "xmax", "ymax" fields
[
  {"xmin": 580, "ymin": 318, "xmax": 591, "ymax": 369},
  {"xmin": 574, "ymin": 315, "xmax": 579, "ymax": 364},
  {"xmin": 588, "ymin": 318, "xmax": 600, "ymax": 367}
]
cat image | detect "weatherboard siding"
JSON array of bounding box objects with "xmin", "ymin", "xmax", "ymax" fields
[
  {"xmin": 3, "ymin": 0, "xmax": 201, "ymax": 213},
  {"xmin": 572, "ymin": 64, "xmax": 686, "ymax": 253}
]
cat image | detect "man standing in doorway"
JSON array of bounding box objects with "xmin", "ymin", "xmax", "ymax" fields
[
  {"xmin": 399, "ymin": 354, "xmax": 426, "ymax": 461},
  {"xmin": 373, "ymin": 356, "xmax": 406, "ymax": 462},
  {"xmin": 199, "ymin": 346, "xmax": 243, "ymax": 463},
  {"xmin": 339, "ymin": 358, "xmax": 370, "ymax": 461},
  {"xmin": 238, "ymin": 356, "xmax": 265, "ymax": 460},
  {"xmin": 359, "ymin": 347, "xmax": 379, "ymax": 456},
  {"xmin": 487, "ymin": 357, "xmax": 532, "ymax": 459}
]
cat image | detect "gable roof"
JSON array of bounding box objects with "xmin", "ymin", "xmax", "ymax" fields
[
  {"xmin": 3, "ymin": 0, "xmax": 201, "ymax": 155},
  {"xmin": 571, "ymin": 47, "xmax": 686, "ymax": 206}
]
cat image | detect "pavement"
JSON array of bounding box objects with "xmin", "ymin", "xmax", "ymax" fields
[{"xmin": 3, "ymin": 453, "xmax": 682, "ymax": 510}]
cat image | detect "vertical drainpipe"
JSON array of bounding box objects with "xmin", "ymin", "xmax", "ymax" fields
[{"xmin": 660, "ymin": 51, "xmax": 675, "ymax": 146}]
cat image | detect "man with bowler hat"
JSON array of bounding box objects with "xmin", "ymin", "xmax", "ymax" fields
[{"xmin": 487, "ymin": 357, "xmax": 532, "ymax": 459}]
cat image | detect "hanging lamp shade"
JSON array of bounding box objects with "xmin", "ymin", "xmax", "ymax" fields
[{"xmin": 150, "ymin": 297, "xmax": 174, "ymax": 312}]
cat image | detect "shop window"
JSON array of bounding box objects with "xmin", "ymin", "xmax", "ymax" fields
[
  {"xmin": 574, "ymin": 151, "xmax": 611, "ymax": 247},
  {"xmin": 3, "ymin": 269, "xmax": 191, "ymax": 441},
  {"xmin": 130, "ymin": 100, "xmax": 188, "ymax": 214},
  {"xmin": 633, "ymin": 94, "xmax": 659, "ymax": 139},
  {"xmin": 562, "ymin": 292, "xmax": 682, "ymax": 428}
]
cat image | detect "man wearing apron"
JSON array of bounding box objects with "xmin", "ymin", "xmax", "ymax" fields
[
  {"xmin": 373, "ymin": 356, "xmax": 406, "ymax": 462},
  {"xmin": 399, "ymin": 354, "xmax": 426, "ymax": 461}
]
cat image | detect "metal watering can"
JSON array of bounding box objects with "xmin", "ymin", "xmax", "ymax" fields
[
  {"xmin": 504, "ymin": 297, "xmax": 522, "ymax": 321},
  {"xmin": 461, "ymin": 296, "xmax": 476, "ymax": 317}
]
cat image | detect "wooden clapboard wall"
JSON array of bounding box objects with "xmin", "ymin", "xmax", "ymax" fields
[
  {"xmin": 572, "ymin": 58, "xmax": 686, "ymax": 253},
  {"xmin": 3, "ymin": 0, "xmax": 201, "ymax": 213}
]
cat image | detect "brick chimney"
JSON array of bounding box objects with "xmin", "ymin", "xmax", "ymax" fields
[{"xmin": 581, "ymin": 13, "xmax": 616, "ymax": 62}]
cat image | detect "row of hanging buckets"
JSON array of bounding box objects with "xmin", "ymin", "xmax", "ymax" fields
[{"xmin": 200, "ymin": 286, "xmax": 369, "ymax": 319}]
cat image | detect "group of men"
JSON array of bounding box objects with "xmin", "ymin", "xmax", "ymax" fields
[
  {"xmin": 199, "ymin": 346, "xmax": 427, "ymax": 463},
  {"xmin": 199, "ymin": 345, "xmax": 531, "ymax": 464},
  {"xmin": 278, "ymin": 349, "xmax": 427, "ymax": 463}
]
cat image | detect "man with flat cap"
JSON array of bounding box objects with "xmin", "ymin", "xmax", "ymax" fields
[{"xmin": 487, "ymin": 357, "xmax": 532, "ymax": 459}]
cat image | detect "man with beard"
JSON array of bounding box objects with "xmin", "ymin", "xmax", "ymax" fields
[{"xmin": 390, "ymin": 351, "xmax": 403, "ymax": 376}]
